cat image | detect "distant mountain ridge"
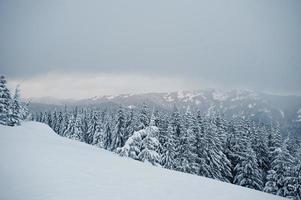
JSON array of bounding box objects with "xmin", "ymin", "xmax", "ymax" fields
[{"xmin": 28, "ymin": 89, "xmax": 301, "ymax": 137}]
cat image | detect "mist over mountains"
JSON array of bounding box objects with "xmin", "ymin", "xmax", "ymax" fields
[{"xmin": 28, "ymin": 89, "xmax": 301, "ymax": 137}]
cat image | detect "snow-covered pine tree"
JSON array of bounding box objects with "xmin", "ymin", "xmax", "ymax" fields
[
  {"xmin": 88, "ymin": 111, "xmax": 103, "ymax": 146},
  {"xmin": 0, "ymin": 75, "xmax": 12, "ymax": 126},
  {"xmin": 85, "ymin": 111, "xmax": 96, "ymax": 144},
  {"xmin": 203, "ymin": 117, "xmax": 231, "ymax": 182},
  {"xmin": 20, "ymin": 100, "xmax": 29, "ymax": 120},
  {"xmin": 161, "ymin": 122, "xmax": 176, "ymax": 169},
  {"xmin": 81, "ymin": 110, "xmax": 90, "ymax": 144},
  {"xmin": 264, "ymin": 139, "xmax": 294, "ymax": 197},
  {"xmin": 56, "ymin": 111, "xmax": 65, "ymax": 135},
  {"xmin": 150, "ymin": 109, "xmax": 159, "ymax": 127},
  {"xmin": 213, "ymin": 113, "xmax": 229, "ymax": 148},
  {"xmin": 10, "ymin": 85, "xmax": 22, "ymax": 126},
  {"xmin": 123, "ymin": 109, "xmax": 135, "ymax": 143},
  {"xmin": 102, "ymin": 121, "xmax": 112, "ymax": 150},
  {"xmin": 176, "ymin": 107, "xmax": 197, "ymax": 173},
  {"xmin": 63, "ymin": 114, "xmax": 84, "ymax": 141},
  {"xmin": 264, "ymin": 169, "xmax": 278, "ymax": 195},
  {"xmin": 138, "ymin": 126, "xmax": 161, "ymax": 166},
  {"xmin": 251, "ymin": 125, "xmax": 269, "ymax": 175},
  {"xmin": 53, "ymin": 110, "xmax": 59, "ymax": 133},
  {"xmin": 111, "ymin": 107, "xmax": 126, "ymax": 150},
  {"xmin": 117, "ymin": 125, "xmax": 161, "ymax": 166},
  {"xmin": 287, "ymin": 149, "xmax": 301, "ymax": 200},
  {"xmin": 267, "ymin": 123, "xmax": 282, "ymax": 169},
  {"xmin": 195, "ymin": 112, "xmax": 211, "ymax": 178},
  {"xmin": 170, "ymin": 106, "xmax": 184, "ymax": 170},
  {"xmin": 226, "ymin": 118, "xmax": 249, "ymax": 183},
  {"xmin": 234, "ymin": 140, "xmax": 263, "ymax": 190},
  {"xmin": 137, "ymin": 102, "xmax": 149, "ymax": 130}
]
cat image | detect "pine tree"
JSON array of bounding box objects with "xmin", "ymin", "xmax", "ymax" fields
[
  {"xmin": 226, "ymin": 118, "xmax": 249, "ymax": 183},
  {"xmin": 203, "ymin": 118, "xmax": 231, "ymax": 182},
  {"xmin": 102, "ymin": 121, "xmax": 112, "ymax": 150},
  {"xmin": 87, "ymin": 111, "xmax": 101, "ymax": 145},
  {"xmin": 138, "ymin": 126, "xmax": 161, "ymax": 166},
  {"xmin": 264, "ymin": 139, "xmax": 294, "ymax": 197},
  {"xmin": 170, "ymin": 106, "xmax": 184, "ymax": 170},
  {"xmin": 177, "ymin": 108, "xmax": 197, "ymax": 173},
  {"xmin": 137, "ymin": 102, "xmax": 149, "ymax": 130},
  {"xmin": 234, "ymin": 141, "xmax": 263, "ymax": 190},
  {"xmin": 117, "ymin": 125, "xmax": 161, "ymax": 166},
  {"xmin": 195, "ymin": 112, "xmax": 211, "ymax": 178},
  {"xmin": 10, "ymin": 85, "xmax": 22, "ymax": 126},
  {"xmin": 111, "ymin": 107, "xmax": 126, "ymax": 150},
  {"xmin": 161, "ymin": 123, "xmax": 175, "ymax": 169},
  {"xmin": 0, "ymin": 75, "xmax": 12, "ymax": 126},
  {"xmin": 63, "ymin": 114, "xmax": 84, "ymax": 141},
  {"xmin": 252, "ymin": 125, "xmax": 269, "ymax": 174}
]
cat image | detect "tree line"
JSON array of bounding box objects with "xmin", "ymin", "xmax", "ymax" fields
[{"xmin": 32, "ymin": 103, "xmax": 301, "ymax": 199}]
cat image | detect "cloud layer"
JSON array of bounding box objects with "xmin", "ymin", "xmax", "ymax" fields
[{"xmin": 1, "ymin": 0, "xmax": 301, "ymax": 97}]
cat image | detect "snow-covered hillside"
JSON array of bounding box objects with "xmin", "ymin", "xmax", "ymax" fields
[{"xmin": 0, "ymin": 122, "xmax": 285, "ymax": 200}]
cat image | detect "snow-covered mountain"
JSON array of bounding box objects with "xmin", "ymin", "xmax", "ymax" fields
[
  {"xmin": 0, "ymin": 122, "xmax": 285, "ymax": 200},
  {"xmin": 28, "ymin": 89, "xmax": 301, "ymax": 137}
]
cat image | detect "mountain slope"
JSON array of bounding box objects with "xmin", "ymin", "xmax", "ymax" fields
[{"xmin": 0, "ymin": 122, "xmax": 285, "ymax": 200}]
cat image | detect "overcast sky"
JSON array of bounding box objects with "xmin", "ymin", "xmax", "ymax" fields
[{"xmin": 1, "ymin": 0, "xmax": 300, "ymax": 99}]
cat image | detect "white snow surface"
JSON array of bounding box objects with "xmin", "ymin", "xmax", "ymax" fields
[{"xmin": 0, "ymin": 122, "xmax": 285, "ymax": 200}]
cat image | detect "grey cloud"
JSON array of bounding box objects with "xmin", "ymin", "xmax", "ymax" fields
[{"xmin": 1, "ymin": 0, "xmax": 301, "ymax": 95}]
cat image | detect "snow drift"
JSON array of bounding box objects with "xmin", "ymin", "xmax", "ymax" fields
[{"xmin": 0, "ymin": 122, "xmax": 285, "ymax": 200}]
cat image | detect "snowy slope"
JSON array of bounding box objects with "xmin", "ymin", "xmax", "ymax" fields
[{"xmin": 0, "ymin": 122, "xmax": 285, "ymax": 200}]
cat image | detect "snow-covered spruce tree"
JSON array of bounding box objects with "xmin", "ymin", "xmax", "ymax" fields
[
  {"xmin": 234, "ymin": 141, "xmax": 263, "ymax": 190},
  {"xmin": 286, "ymin": 149, "xmax": 301, "ymax": 200},
  {"xmin": 52, "ymin": 111, "xmax": 59, "ymax": 133},
  {"xmin": 102, "ymin": 121, "xmax": 112, "ymax": 150},
  {"xmin": 170, "ymin": 106, "xmax": 184, "ymax": 170},
  {"xmin": 213, "ymin": 113, "xmax": 229, "ymax": 148},
  {"xmin": 56, "ymin": 111, "xmax": 66, "ymax": 136},
  {"xmin": 20, "ymin": 100, "xmax": 30, "ymax": 120},
  {"xmin": 10, "ymin": 85, "xmax": 22, "ymax": 126},
  {"xmin": 137, "ymin": 102, "xmax": 150, "ymax": 130},
  {"xmin": 251, "ymin": 125, "xmax": 269, "ymax": 175},
  {"xmin": 176, "ymin": 108, "xmax": 197, "ymax": 174},
  {"xmin": 150, "ymin": 109, "xmax": 160, "ymax": 127},
  {"xmin": 124, "ymin": 109, "xmax": 135, "ymax": 141},
  {"xmin": 87, "ymin": 111, "xmax": 101, "ymax": 145},
  {"xmin": 287, "ymin": 135, "xmax": 301, "ymax": 158},
  {"xmin": 63, "ymin": 114, "xmax": 84, "ymax": 141},
  {"xmin": 264, "ymin": 169, "xmax": 278, "ymax": 195},
  {"xmin": 81, "ymin": 110, "xmax": 90, "ymax": 144},
  {"xmin": 195, "ymin": 112, "xmax": 211, "ymax": 178},
  {"xmin": 266, "ymin": 123, "xmax": 282, "ymax": 169},
  {"xmin": 280, "ymin": 138, "xmax": 299, "ymax": 198},
  {"xmin": 46, "ymin": 111, "xmax": 53, "ymax": 129},
  {"xmin": 226, "ymin": 118, "xmax": 249, "ymax": 183},
  {"xmin": 264, "ymin": 139, "xmax": 294, "ymax": 197},
  {"xmin": 0, "ymin": 75, "xmax": 12, "ymax": 126},
  {"xmin": 161, "ymin": 122, "xmax": 176, "ymax": 169},
  {"xmin": 203, "ymin": 117, "xmax": 231, "ymax": 182},
  {"xmin": 210, "ymin": 114, "xmax": 232, "ymax": 182},
  {"xmin": 138, "ymin": 126, "xmax": 161, "ymax": 165},
  {"xmin": 117, "ymin": 125, "xmax": 161, "ymax": 166},
  {"xmin": 88, "ymin": 112, "xmax": 103, "ymax": 146},
  {"xmin": 111, "ymin": 107, "xmax": 126, "ymax": 150}
]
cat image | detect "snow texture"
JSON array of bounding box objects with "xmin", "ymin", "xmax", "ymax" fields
[{"xmin": 0, "ymin": 122, "xmax": 286, "ymax": 200}]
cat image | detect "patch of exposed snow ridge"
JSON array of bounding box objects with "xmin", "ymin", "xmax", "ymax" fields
[
  {"xmin": 0, "ymin": 122, "xmax": 285, "ymax": 200},
  {"xmin": 212, "ymin": 89, "xmax": 229, "ymax": 101}
]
